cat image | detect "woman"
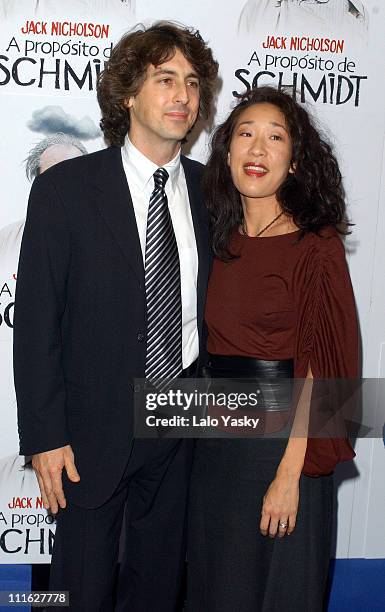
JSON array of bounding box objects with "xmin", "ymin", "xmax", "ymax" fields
[{"xmin": 187, "ymin": 87, "xmax": 358, "ymax": 612}]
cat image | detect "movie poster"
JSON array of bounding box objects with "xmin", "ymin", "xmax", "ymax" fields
[
  {"xmin": 0, "ymin": 0, "xmax": 384, "ymax": 563},
  {"xmin": 0, "ymin": 0, "xmax": 135, "ymax": 563}
]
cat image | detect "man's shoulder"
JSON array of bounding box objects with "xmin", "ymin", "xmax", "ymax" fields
[{"xmin": 181, "ymin": 155, "xmax": 205, "ymax": 177}]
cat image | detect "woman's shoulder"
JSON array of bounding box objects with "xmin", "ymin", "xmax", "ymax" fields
[
  {"xmin": 302, "ymin": 226, "xmax": 345, "ymax": 259},
  {"xmin": 293, "ymin": 226, "xmax": 349, "ymax": 288}
]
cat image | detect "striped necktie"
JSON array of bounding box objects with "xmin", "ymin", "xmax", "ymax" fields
[{"xmin": 144, "ymin": 167, "xmax": 182, "ymax": 382}]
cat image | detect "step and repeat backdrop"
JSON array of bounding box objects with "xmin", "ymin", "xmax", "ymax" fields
[{"xmin": 0, "ymin": 0, "xmax": 384, "ymax": 563}]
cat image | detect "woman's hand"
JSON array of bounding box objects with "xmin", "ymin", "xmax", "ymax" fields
[
  {"xmin": 260, "ymin": 367, "xmax": 311, "ymax": 538},
  {"xmin": 260, "ymin": 469, "xmax": 300, "ymax": 538}
]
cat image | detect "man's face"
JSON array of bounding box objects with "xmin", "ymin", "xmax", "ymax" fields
[
  {"xmin": 126, "ymin": 49, "xmax": 200, "ymax": 149},
  {"xmin": 39, "ymin": 143, "xmax": 84, "ymax": 174}
]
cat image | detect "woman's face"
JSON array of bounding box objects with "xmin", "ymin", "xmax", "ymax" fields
[{"xmin": 228, "ymin": 102, "xmax": 294, "ymax": 204}]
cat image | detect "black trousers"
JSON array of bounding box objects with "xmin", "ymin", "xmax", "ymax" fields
[
  {"xmin": 187, "ymin": 438, "xmax": 333, "ymax": 612},
  {"xmin": 49, "ymin": 438, "xmax": 193, "ymax": 611}
]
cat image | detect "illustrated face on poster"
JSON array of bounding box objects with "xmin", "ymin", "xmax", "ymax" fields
[
  {"xmin": 1, "ymin": 118, "xmax": 92, "ymax": 235},
  {"xmin": 239, "ymin": 0, "xmax": 368, "ymax": 39},
  {"xmin": 0, "ymin": 0, "xmax": 135, "ymax": 20},
  {"xmin": 0, "ymin": 110, "xmax": 95, "ymax": 439},
  {"xmin": 0, "ymin": 101, "xmax": 102, "ymax": 228},
  {"xmin": 0, "ymin": 123, "xmax": 91, "ymax": 350},
  {"xmin": 24, "ymin": 113, "xmax": 93, "ymax": 180},
  {"xmin": 39, "ymin": 142, "xmax": 84, "ymax": 172}
]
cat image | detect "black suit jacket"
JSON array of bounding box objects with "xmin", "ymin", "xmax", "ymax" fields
[{"xmin": 13, "ymin": 146, "xmax": 210, "ymax": 508}]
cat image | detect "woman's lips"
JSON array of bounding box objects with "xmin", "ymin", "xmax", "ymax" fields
[{"xmin": 244, "ymin": 164, "xmax": 268, "ymax": 177}]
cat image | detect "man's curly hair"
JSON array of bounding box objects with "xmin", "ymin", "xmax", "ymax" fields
[
  {"xmin": 97, "ymin": 21, "xmax": 219, "ymax": 146},
  {"xmin": 204, "ymin": 86, "xmax": 350, "ymax": 260}
]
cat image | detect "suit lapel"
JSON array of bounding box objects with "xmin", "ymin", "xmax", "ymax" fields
[
  {"xmin": 93, "ymin": 147, "xmax": 144, "ymax": 285},
  {"xmin": 181, "ymin": 156, "xmax": 210, "ymax": 330},
  {"xmin": 182, "ymin": 157, "xmax": 206, "ymax": 253},
  {"xmin": 92, "ymin": 150, "xmax": 209, "ymax": 323}
]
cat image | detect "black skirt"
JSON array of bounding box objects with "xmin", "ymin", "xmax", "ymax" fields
[{"xmin": 187, "ymin": 356, "xmax": 334, "ymax": 612}]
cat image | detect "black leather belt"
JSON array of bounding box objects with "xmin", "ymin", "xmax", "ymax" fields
[
  {"xmin": 205, "ymin": 354, "xmax": 294, "ymax": 412},
  {"xmin": 207, "ymin": 354, "xmax": 293, "ymax": 378}
]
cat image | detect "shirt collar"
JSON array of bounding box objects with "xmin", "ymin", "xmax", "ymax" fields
[{"xmin": 122, "ymin": 136, "xmax": 181, "ymax": 193}]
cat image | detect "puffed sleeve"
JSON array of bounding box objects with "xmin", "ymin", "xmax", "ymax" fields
[{"xmin": 294, "ymin": 228, "xmax": 359, "ymax": 476}]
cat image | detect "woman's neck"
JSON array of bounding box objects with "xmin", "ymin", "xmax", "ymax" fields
[
  {"xmin": 241, "ymin": 196, "xmax": 298, "ymax": 237},
  {"xmin": 241, "ymin": 196, "xmax": 282, "ymax": 237}
]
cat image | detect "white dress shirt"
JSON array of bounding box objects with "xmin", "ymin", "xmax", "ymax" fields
[{"xmin": 121, "ymin": 137, "xmax": 199, "ymax": 369}]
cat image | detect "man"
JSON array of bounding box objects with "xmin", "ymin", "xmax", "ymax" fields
[
  {"xmin": 14, "ymin": 22, "xmax": 218, "ymax": 611},
  {"xmin": 238, "ymin": 0, "xmax": 367, "ymax": 39}
]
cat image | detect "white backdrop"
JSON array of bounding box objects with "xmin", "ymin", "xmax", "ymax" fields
[{"xmin": 0, "ymin": 0, "xmax": 384, "ymax": 562}]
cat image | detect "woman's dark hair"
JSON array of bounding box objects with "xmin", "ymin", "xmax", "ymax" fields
[
  {"xmin": 205, "ymin": 86, "xmax": 349, "ymax": 260},
  {"xmin": 97, "ymin": 21, "xmax": 218, "ymax": 146}
]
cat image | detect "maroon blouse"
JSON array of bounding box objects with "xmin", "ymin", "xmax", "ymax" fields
[{"xmin": 205, "ymin": 226, "xmax": 358, "ymax": 476}]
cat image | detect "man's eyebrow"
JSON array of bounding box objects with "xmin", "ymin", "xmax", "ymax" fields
[{"xmin": 151, "ymin": 68, "xmax": 199, "ymax": 79}]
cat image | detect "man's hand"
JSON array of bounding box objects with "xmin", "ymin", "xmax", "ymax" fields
[{"xmin": 32, "ymin": 445, "xmax": 80, "ymax": 513}]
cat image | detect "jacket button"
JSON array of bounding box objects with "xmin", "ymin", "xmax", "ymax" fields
[
  {"xmin": 133, "ymin": 384, "xmax": 141, "ymax": 393},
  {"xmin": 137, "ymin": 332, "xmax": 145, "ymax": 342}
]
